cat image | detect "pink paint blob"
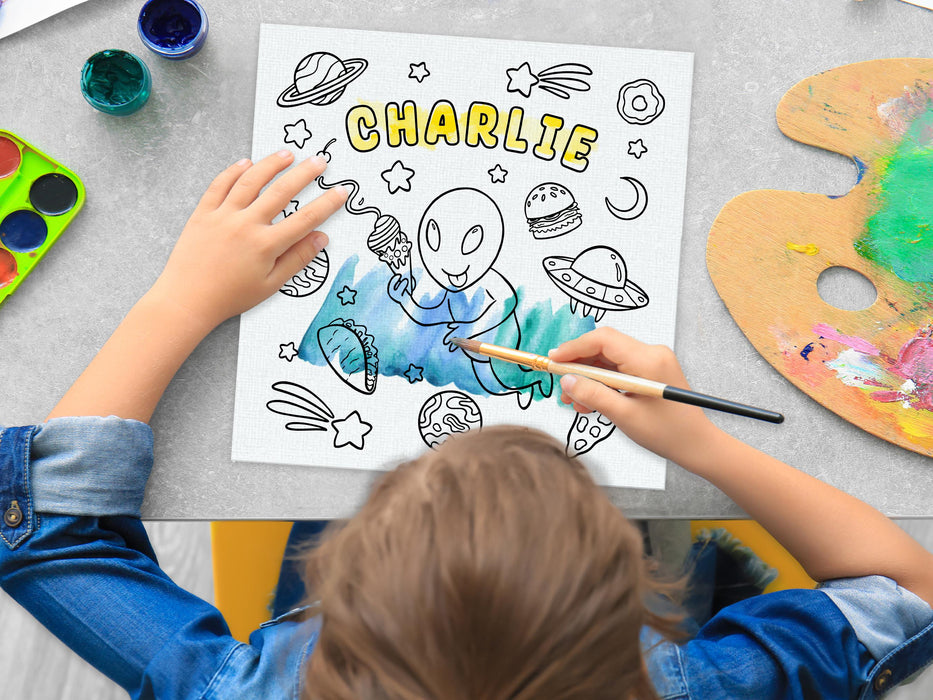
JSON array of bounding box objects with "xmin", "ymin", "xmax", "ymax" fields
[{"xmin": 813, "ymin": 323, "xmax": 881, "ymax": 355}]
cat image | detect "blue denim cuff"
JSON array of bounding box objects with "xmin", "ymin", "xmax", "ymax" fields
[
  {"xmin": 820, "ymin": 575, "xmax": 933, "ymax": 662},
  {"xmin": 28, "ymin": 416, "xmax": 154, "ymax": 517}
]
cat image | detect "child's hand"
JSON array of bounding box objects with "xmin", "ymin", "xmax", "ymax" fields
[
  {"xmin": 550, "ymin": 328, "xmax": 720, "ymax": 469},
  {"xmin": 150, "ymin": 151, "xmax": 348, "ymax": 329}
]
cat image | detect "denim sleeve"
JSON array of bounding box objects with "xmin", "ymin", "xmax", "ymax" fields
[
  {"xmin": 0, "ymin": 419, "xmax": 301, "ymax": 700},
  {"xmin": 820, "ymin": 576, "xmax": 933, "ymax": 661}
]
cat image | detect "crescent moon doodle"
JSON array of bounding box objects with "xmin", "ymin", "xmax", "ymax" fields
[{"xmin": 604, "ymin": 177, "xmax": 648, "ymax": 220}]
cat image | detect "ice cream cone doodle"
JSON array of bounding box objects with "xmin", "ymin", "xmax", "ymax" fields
[{"xmin": 316, "ymin": 174, "xmax": 414, "ymax": 289}]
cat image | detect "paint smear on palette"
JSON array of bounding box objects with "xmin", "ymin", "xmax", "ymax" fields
[
  {"xmin": 855, "ymin": 87, "xmax": 933, "ymax": 283},
  {"xmin": 298, "ymin": 256, "xmax": 596, "ymax": 399}
]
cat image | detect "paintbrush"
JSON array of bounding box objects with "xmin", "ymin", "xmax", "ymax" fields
[{"xmin": 450, "ymin": 338, "xmax": 784, "ymax": 424}]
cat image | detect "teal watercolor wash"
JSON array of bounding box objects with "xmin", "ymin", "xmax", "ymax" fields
[
  {"xmin": 298, "ymin": 257, "xmax": 595, "ymax": 400},
  {"xmin": 855, "ymin": 105, "xmax": 933, "ymax": 282},
  {"xmin": 80, "ymin": 50, "xmax": 152, "ymax": 115}
]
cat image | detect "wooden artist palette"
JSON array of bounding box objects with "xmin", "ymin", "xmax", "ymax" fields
[
  {"xmin": 0, "ymin": 130, "xmax": 85, "ymax": 305},
  {"xmin": 707, "ymin": 58, "xmax": 933, "ymax": 457}
]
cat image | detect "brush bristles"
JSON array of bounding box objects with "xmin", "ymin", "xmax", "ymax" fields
[{"xmin": 450, "ymin": 337, "xmax": 482, "ymax": 353}]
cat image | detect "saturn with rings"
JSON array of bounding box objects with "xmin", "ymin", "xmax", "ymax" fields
[{"xmin": 278, "ymin": 51, "xmax": 368, "ymax": 108}]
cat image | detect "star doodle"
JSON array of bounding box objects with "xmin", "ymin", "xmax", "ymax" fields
[
  {"xmin": 380, "ymin": 160, "xmax": 415, "ymax": 194},
  {"xmin": 282, "ymin": 200, "xmax": 299, "ymax": 218},
  {"xmin": 278, "ymin": 342, "xmax": 299, "ymax": 362},
  {"xmin": 331, "ymin": 411, "xmax": 372, "ymax": 450},
  {"xmin": 627, "ymin": 139, "xmax": 648, "ymax": 159},
  {"xmin": 505, "ymin": 62, "xmax": 538, "ymax": 98},
  {"xmin": 487, "ymin": 164, "xmax": 508, "ymax": 183},
  {"xmin": 404, "ymin": 364, "xmax": 424, "ymax": 383},
  {"xmin": 408, "ymin": 62, "xmax": 430, "ymax": 83},
  {"xmin": 336, "ymin": 285, "xmax": 357, "ymax": 305},
  {"xmin": 283, "ymin": 119, "xmax": 312, "ymax": 149}
]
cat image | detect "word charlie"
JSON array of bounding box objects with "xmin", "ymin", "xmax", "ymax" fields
[{"xmin": 346, "ymin": 100, "xmax": 599, "ymax": 172}]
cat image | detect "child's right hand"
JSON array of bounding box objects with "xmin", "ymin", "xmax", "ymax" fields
[{"xmin": 550, "ymin": 328, "xmax": 721, "ymax": 469}]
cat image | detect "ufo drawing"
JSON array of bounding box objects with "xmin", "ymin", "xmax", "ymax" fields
[
  {"xmin": 277, "ymin": 51, "xmax": 368, "ymax": 108},
  {"xmin": 543, "ymin": 246, "xmax": 649, "ymax": 321}
]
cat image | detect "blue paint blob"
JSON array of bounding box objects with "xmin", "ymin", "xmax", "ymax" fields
[
  {"xmin": 138, "ymin": 0, "xmax": 208, "ymax": 60},
  {"xmin": 800, "ymin": 342, "xmax": 815, "ymax": 360},
  {"xmin": 0, "ymin": 210, "xmax": 48, "ymax": 252},
  {"xmin": 852, "ymin": 156, "xmax": 867, "ymax": 185}
]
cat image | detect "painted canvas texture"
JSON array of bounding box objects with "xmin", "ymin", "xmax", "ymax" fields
[
  {"xmin": 232, "ymin": 24, "xmax": 694, "ymax": 489},
  {"xmin": 707, "ymin": 59, "xmax": 933, "ymax": 458}
]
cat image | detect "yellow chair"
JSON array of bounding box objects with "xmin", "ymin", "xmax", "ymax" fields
[
  {"xmin": 211, "ymin": 521, "xmax": 294, "ymax": 642},
  {"xmin": 690, "ymin": 519, "xmax": 815, "ymax": 593}
]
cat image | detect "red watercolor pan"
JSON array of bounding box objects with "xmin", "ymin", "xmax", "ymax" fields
[{"xmin": 0, "ymin": 130, "xmax": 85, "ymax": 305}]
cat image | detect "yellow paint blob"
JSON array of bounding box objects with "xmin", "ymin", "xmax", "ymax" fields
[{"xmin": 785, "ymin": 242, "xmax": 820, "ymax": 255}]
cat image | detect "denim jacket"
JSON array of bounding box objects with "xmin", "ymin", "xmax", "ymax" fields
[{"xmin": 1, "ymin": 416, "xmax": 931, "ymax": 699}]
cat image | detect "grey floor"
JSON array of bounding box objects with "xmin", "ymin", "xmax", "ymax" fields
[{"xmin": 1, "ymin": 521, "xmax": 931, "ymax": 698}]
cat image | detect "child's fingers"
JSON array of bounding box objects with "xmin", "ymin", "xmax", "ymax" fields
[
  {"xmin": 224, "ymin": 150, "xmax": 295, "ymax": 209},
  {"xmin": 250, "ymin": 156, "xmax": 328, "ymax": 221},
  {"xmin": 195, "ymin": 159, "xmax": 251, "ymax": 213},
  {"xmin": 270, "ymin": 231, "xmax": 330, "ymax": 290},
  {"xmin": 550, "ymin": 328, "xmax": 644, "ymax": 372},
  {"xmin": 271, "ymin": 187, "xmax": 348, "ymax": 255},
  {"xmin": 559, "ymin": 375, "xmax": 632, "ymax": 424}
]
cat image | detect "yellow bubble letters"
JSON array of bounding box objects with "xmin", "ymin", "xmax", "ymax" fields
[{"xmin": 345, "ymin": 100, "xmax": 597, "ymax": 172}]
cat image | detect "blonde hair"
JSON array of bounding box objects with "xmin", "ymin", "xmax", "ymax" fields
[{"xmin": 301, "ymin": 426, "xmax": 683, "ymax": 699}]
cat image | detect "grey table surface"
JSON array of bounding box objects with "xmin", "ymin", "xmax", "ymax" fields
[{"xmin": 0, "ymin": 0, "xmax": 930, "ymax": 519}]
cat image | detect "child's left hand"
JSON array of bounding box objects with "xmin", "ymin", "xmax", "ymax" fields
[{"xmin": 150, "ymin": 151, "xmax": 348, "ymax": 329}]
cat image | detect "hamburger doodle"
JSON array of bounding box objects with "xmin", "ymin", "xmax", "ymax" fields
[
  {"xmin": 524, "ymin": 183, "xmax": 582, "ymax": 239},
  {"xmin": 505, "ymin": 61, "xmax": 593, "ymax": 99},
  {"xmin": 617, "ymin": 78, "xmax": 665, "ymax": 125},
  {"xmin": 266, "ymin": 381, "xmax": 373, "ymax": 450},
  {"xmin": 604, "ymin": 177, "xmax": 648, "ymax": 221},
  {"xmin": 543, "ymin": 246, "xmax": 649, "ymax": 321},
  {"xmin": 277, "ymin": 51, "xmax": 368, "ymax": 108}
]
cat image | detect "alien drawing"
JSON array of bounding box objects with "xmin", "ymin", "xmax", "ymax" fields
[{"xmin": 387, "ymin": 188, "xmax": 552, "ymax": 409}]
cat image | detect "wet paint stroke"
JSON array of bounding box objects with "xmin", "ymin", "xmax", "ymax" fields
[
  {"xmin": 298, "ymin": 256, "xmax": 596, "ymax": 399},
  {"xmin": 855, "ymin": 87, "xmax": 933, "ymax": 283}
]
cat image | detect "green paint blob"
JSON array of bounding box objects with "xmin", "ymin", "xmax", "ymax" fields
[
  {"xmin": 80, "ymin": 50, "xmax": 152, "ymax": 116},
  {"xmin": 855, "ymin": 105, "xmax": 933, "ymax": 282}
]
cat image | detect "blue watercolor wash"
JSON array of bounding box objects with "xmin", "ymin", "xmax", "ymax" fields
[{"xmin": 298, "ymin": 256, "xmax": 596, "ymax": 401}]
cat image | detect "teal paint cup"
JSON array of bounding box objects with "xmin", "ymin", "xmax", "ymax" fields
[{"xmin": 80, "ymin": 50, "xmax": 152, "ymax": 116}]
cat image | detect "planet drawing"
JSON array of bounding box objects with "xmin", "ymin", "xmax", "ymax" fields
[
  {"xmin": 277, "ymin": 52, "xmax": 368, "ymax": 108},
  {"xmin": 418, "ymin": 391, "xmax": 483, "ymax": 449},
  {"xmin": 279, "ymin": 248, "xmax": 329, "ymax": 297},
  {"xmin": 543, "ymin": 246, "xmax": 649, "ymax": 321}
]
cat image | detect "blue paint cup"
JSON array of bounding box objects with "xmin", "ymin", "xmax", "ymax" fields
[{"xmin": 138, "ymin": 0, "xmax": 209, "ymax": 60}]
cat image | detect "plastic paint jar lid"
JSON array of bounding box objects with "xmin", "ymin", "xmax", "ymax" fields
[
  {"xmin": 80, "ymin": 49, "xmax": 152, "ymax": 116},
  {"xmin": 0, "ymin": 136, "xmax": 21, "ymax": 179},
  {"xmin": 138, "ymin": 0, "xmax": 209, "ymax": 60}
]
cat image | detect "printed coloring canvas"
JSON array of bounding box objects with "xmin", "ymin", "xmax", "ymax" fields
[{"xmin": 233, "ymin": 24, "xmax": 694, "ymax": 489}]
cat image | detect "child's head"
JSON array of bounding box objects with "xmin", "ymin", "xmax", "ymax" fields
[{"xmin": 302, "ymin": 426, "xmax": 679, "ymax": 699}]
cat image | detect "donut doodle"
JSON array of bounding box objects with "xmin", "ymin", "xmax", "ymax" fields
[
  {"xmin": 616, "ymin": 79, "xmax": 665, "ymax": 125},
  {"xmin": 565, "ymin": 411, "xmax": 616, "ymax": 457},
  {"xmin": 279, "ymin": 249, "xmax": 329, "ymax": 297}
]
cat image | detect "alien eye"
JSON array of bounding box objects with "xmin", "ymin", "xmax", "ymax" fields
[
  {"xmin": 426, "ymin": 219, "xmax": 441, "ymax": 252},
  {"xmin": 462, "ymin": 225, "xmax": 484, "ymax": 255}
]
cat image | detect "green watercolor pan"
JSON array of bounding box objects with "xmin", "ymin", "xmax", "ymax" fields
[{"xmin": 0, "ymin": 129, "xmax": 85, "ymax": 305}]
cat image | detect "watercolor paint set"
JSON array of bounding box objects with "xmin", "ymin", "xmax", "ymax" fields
[{"xmin": 0, "ymin": 130, "xmax": 85, "ymax": 305}]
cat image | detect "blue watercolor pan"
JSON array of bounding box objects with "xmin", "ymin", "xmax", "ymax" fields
[{"xmin": 0, "ymin": 130, "xmax": 85, "ymax": 306}]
